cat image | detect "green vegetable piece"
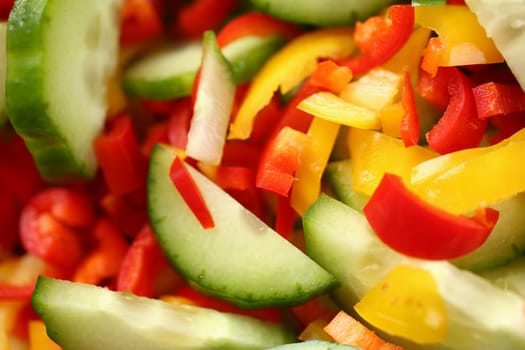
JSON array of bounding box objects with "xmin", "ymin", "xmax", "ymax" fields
[
  {"xmin": 32, "ymin": 276, "xmax": 296, "ymax": 350},
  {"xmin": 6, "ymin": 0, "xmax": 123, "ymax": 181}
]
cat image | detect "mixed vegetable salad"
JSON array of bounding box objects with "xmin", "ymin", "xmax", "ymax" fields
[{"xmin": 1, "ymin": 0, "xmax": 525, "ymax": 349}]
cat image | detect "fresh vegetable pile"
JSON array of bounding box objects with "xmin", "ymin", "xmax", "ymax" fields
[{"xmin": 1, "ymin": 0, "xmax": 525, "ymax": 349}]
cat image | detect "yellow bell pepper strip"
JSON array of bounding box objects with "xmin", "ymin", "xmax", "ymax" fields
[
  {"xmin": 227, "ymin": 27, "xmax": 355, "ymax": 140},
  {"xmin": 410, "ymin": 135, "xmax": 525, "ymax": 215},
  {"xmin": 256, "ymin": 126, "xmax": 312, "ymax": 197},
  {"xmin": 354, "ymin": 264, "xmax": 448, "ymax": 345},
  {"xmin": 28, "ymin": 320, "xmax": 61, "ymax": 350},
  {"xmin": 382, "ymin": 26, "xmax": 432, "ymax": 76},
  {"xmin": 415, "ymin": 5, "xmax": 504, "ymax": 76},
  {"xmin": 380, "ymin": 103, "xmax": 404, "ymax": 138},
  {"xmin": 347, "ymin": 128, "xmax": 437, "ymax": 195},
  {"xmin": 297, "ymin": 92, "xmax": 381, "ymax": 130},
  {"xmin": 290, "ymin": 117, "xmax": 341, "ymax": 215},
  {"xmin": 364, "ymin": 173, "xmax": 499, "ymax": 260},
  {"xmin": 339, "ymin": 68, "xmax": 403, "ymax": 111}
]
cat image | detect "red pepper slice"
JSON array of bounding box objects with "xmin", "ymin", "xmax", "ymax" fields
[
  {"xmin": 0, "ymin": 282, "xmax": 35, "ymax": 301},
  {"xmin": 400, "ymin": 71, "xmax": 420, "ymax": 147},
  {"xmin": 120, "ymin": 0, "xmax": 164, "ymax": 45},
  {"xmin": 167, "ymin": 97, "xmax": 193, "ymax": 150},
  {"xmin": 309, "ymin": 60, "xmax": 353, "ymax": 94},
  {"xmin": 72, "ymin": 219, "xmax": 129, "ymax": 286},
  {"xmin": 20, "ymin": 188, "xmax": 94, "ymax": 269},
  {"xmin": 424, "ymin": 67, "xmax": 487, "ymax": 154},
  {"xmin": 95, "ymin": 114, "xmax": 148, "ymax": 196},
  {"xmin": 274, "ymin": 196, "xmax": 297, "ymax": 240},
  {"xmin": 363, "ymin": 173, "xmax": 499, "ymax": 260},
  {"xmin": 338, "ymin": 5, "xmax": 415, "ymax": 75},
  {"xmin": 472, "ymin": 82, "xmax": 525, "ymax": 120},
  {"xmin": 0, "ymin": 0, "xmax": 14, "ymax": 20},
  {"xmin": 169, "ymin": 156, "xmax": 215, "ymax": 229},
  {"xmin": 117, "ymin": 224, "xmax": 168, "ymax": 297},
  {"xmin": 175, "ymin": 0, "xmax": 240, "ymax": 39},
  {"xmin": 216, "ymin": 11, "xmax": 303, "ymax": 47}
]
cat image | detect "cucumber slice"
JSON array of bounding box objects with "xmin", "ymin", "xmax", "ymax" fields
[
  {"xmin": 32, "ymin": 276, "xmax": 296, "ymax": 350},
  {"xmin": 122, "ymin": 35, "xmax": 284, "ymax": 100},
  {"xmin": 451, "ymin": 192, "xmax": 525, "ymax": 271},
  {"xmin": 147, "ymin": 144, "xmax": 337, "ymax": 308},
  {"xmin": 122, "ymin": 41, "xmax": 203, "ymax": 101},
  {"xmin": 249, "ymin": 0, "xmax": 394, "ymax": 27},
  {"xmin": 324, "ymin": 159, "xmax": 370, "ymax": 212},
  {"xmin": 478, "ymin": 255, "xmax": 525, "ymax": 298},
  {"xmin": 465, "ymin": 0, "xmax": 525, "ymax": 90},
  {"xmin": 6, "ymin": 0, "xmax": 122, "ymax": 181},
  {"xmin": 303, "ymin": 194, "xmax": 525, "ymax": 349},
  {"xmin": 268, "ymin": 340, "xmax": 359, "ymax": 349},
  {"xmin": 0, "ymin": 22, "xmax": 7, "ymax": 126}
]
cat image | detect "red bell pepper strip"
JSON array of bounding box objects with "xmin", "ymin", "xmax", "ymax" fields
[
  {"xmin": 338, "ymin": 5, "xmax": 415, "ymax": 75},
  {"xmin": 256, "ymin": 127, "xmax": 311, "ymax": 197},
  {"xmin": 274, "ymin": 196, "xmax": 297, "ymax": 240},
  {"xmin": 142, "ymin": 121, "xmax": 170, "ymax": 157},
  {"xmin": 117, "ymin": 224, "xmax": 168, "ymax": 297},
  {"xmin": 472, "ymin": 82, "xmax": 525, "ymax": 120},
  {"xmin": 174, "ymin": 0, "xmax": 240, "ymax": 39},
  {"xmin": 120, "ymin": 0, "xmax": 164, "ymax": 45},
  {"xmin": 167, "ymin": 97, "xmax": 193, "ymax": 150},
  {"xmin": 248, "ymin": 94, "xmax": 283, "ymax": 146},
  {"xmin": 95, "ymin": 114, "xmax": 148, "ymax": 196},
  {"xmin": 423, "ymin": 67, "xmax": 487, "ymax": 154},
  {"xmin": 400, "ymin": 71, "xmax": 420, "ymax": 147},
  {"xmin": 215, "ymin": 166, "xmax": 254, "ymax": 191},
  {"xmin": 220, "ymin": 140, "xmax": 262, "ymax": 169},
  {"xmin": 0, "ymin": 282, "xmax": 35, "ymax": 301},
  {"xmin": 169, "ymin": 156, "xmax": 215, "ymax": 229},
  {"xmin": 363, "ymin": 173, "xmax": 499, "ymax": 260},
  {"xmin": 20, "ymin": 188, "xmax": 94, "ymax": 269},
  {"xmin": 72, "ymin": 218, "xmax": 129, "ymax": 286},
  {"xmin": 100, "ymin": 193, "xmax": 148, "ymax": 239},
  {"xmin": 216, "ymin": 11, "xmax": 303, "ymax": 47},
  {"xmin": 487, "ymin": 113, "xmax": 525, "ymax": 145},
  {"xmin": 416, "ymin": 66, "xmax": 450, "ymax": 111},
  {"xmin": 0, "ymin": 0, "xmax": 14, "ymax": 20}
]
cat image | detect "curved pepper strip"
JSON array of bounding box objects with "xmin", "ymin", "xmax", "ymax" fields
[
  {"xmin": 424, "ymin": 66, "xmax": 487, "ymax": 154},
  {"xmin": 364, "ymin": 173, "xmax": 499, "ymax": 260},
  {"xmin": 338, "ymin": 5, "xmax": 415, "ymax": 76},
  {"xmin": 228, "ymin": 27, "xmax": 355, "ymax": 140},
  {"xmin": 415, "ymin": 5, "xmax": 504, "ymax": 76},
  {"xmin": 400, "ymin": 71, "xmax": 420, "ymax": 147}
]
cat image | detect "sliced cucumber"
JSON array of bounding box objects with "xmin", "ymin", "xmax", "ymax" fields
[
  {"xmin": 122, "ymin": 35, "xmax": 284, "ymax": 100},
  {"xmin": 0, "ymin": 22, "xmax": 7, "ymax": 126},
  {"xmin": 185, "ymin": 31, "xmax": 236, "ymax": 165},
  {"xmin": 249, "ymin": 0, "xmax": 394, "ymax": 27},
  {"xmin": 478, "ymin": 255, "xmax": 525, "ymax": 298},
  {"xmin": 268, "ymin": 340, "xmax": 359, "ymax": 349},
  {"xmin": 324, "ymin": 159, "xmax": 369, "ymax": 212},
  {"xmin": 6, "ymin": 0, "xmax": 122, "ymax": 181},
  {"xmin": 303, "ymin": 194, "xmax": 525, "ymax": 349},
  {"xmin": 464, "ymin": 0, "xmax": 525, "ymax": 90},
  {"xmin": 32, "ymin": 276, "xmax": 296, "ymax": 350},
  {"xmin": 451, "ymin": 192, "xmax": 525, "ymax": 271},
  {"xmin": 122, "ymin": 41, "xmax": 203, "ymax": 100},
  {"xmin": 147, "ymin": 144, "xmax": 337, "ymax": 308}
]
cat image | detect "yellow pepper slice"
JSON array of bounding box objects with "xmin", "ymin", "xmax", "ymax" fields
[
  {"xmin": 291, "ymin": 117, "xmax": 340, "ymax": 215},
  {"xmin": 415, "ymin": 5, "xmax": 504, "ymax": 68},
  {"xmin": 354, "ymin": 264, "xmax": 447, "ymax": 345},
  {"xmin": 297, "ymin": 92, "xmax": 381, "ymax": 130},
  {"xmin": 411, "ymin": 136, "xmax": 525, "ymax": 215},
  {"xmin": 382, "ymin": 26, "xmax": 432, "ymax": 75},
  {"xmin": 29, "ymin": 320, "xmax": 61, "ymax": 350},
  {"xmin": 228, "ymin": 27, "xmax": 355, "ymax": 140},
  {"xmin": 348, "ymin": 128, "xmax": 437, "ymax": 195}
]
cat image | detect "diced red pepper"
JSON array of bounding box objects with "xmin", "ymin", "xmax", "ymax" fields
[
  {"xmin": 220, "ymin": 140, "xmax": 262, "ymax": 169},
  {"xmin": 20, "ymin": 188, "xmax": 95, "ymax": 270},
  {"xmin": 167, "ymin": 97, "xmax": 193, "ymax": 150},
  {"xmin": 216, "ymin": 11, "xmax": 303, "ymax": 47},
  {"xmin": 169, "ymin": 156, "xmax": 215, "ymax": 229},
  {"xmin": 309, "ymin": 60, "xmax": 353, "ymax": 94},
  {"xmin": 422, "ymin": 67, "xmax": 487, "ymax": 154},
  {"xmin": 256, "ymin": 127, "xmax": 311, "ymax": 197},
  {"xmin": 72, "ymin": 219, "xmax": 129, "ymax": 286},
  {"xmin": 117, "ymin": 224, "xmax": 168, "ymax": 297},
  {"xmin": 400, "ymin": 71, "xmax": 420, "ymax": 147},
  {"xmin": 472, "ymin": 82, "xmax": 525, "ymax": 120},
  {"xmin": 338, "ymin": 5, "xmax": 415, "ymax": 75},
  {"xmin": 274, "ymin": 196, "xmax": 297, "ymax": 240},
  {"xmin": 120, "ymin": 0, "xmax": 164, "ymax": 45},
  {"xmin": 174, "ymin": 0, "xmax": 240, "ymax": 39},
  {"xmin": 95, "ymin": 114, "xmax": 148, "ymax": 196},
  {"xmin": 215, "ymin": 166, "xmax": 254, "ymax": 191},
  {"xmin": 364, "ymin": 173, "xmax": 499, "ymax": 260},
  {"xmin": 488, "ymin": 113, "xmax": 525, "ymax": 144}
]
